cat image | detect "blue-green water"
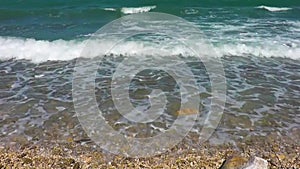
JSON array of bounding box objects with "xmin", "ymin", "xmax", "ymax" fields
[
  {"xmin": 0, "ymin": 1, "xmax": 299, "ymax": 148},
  {"xmin": 0, "ymin": 0, "xmax": 299, "ymax": 60}
]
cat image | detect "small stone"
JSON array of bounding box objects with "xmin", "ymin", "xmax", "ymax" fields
[
  {"xmin": 52, "ymin": 147, "xmax": 63, "ymax": 155},
  {"xmin": 110, "ymin": 161, "xmax": 117, "ymax": 166},
  {"xmin": 22, "ymin": 157, "xmax": 33, "ymax": 164},
  {"xmin": 17, "ymin": 153, "xmax": 26, "ymax": 158},
  {"xmin": 175, "ymin": 108, "xmax": 198, "ymax": 116},
  {"xmin": 83, "ymin": 156, "xmax": 92, "ymax": 163},
  {"xmin": 73, "ymin": 162, "xmax": 80, "ymax": 169},
  {"xmin": 220, "ymin": 156, "xmax": 248, "ymax": 169},
  {"xmin": 272, "ymin": 145, "xmax": 280, "ymax": 152},
  {"xmin": 66, "ymin": 137, "xmax": 73, "ymax": 143},
  {"xmin": 277, "ymin": 154, "xmax": 285, "ymax": 161},
  {"xmin": 63, "ymin": 158, "xmax": 75, "ymax": 165},
  {"xmin": 270, "ymin": 153, "xmax": 276, "ymax": 158},
  {"xmin": 244, "ymin": 156, "xmax": 268, "ymax": 169},
  {"xmin": 221, "ymin": 156, "xmax": 268, "ymax": 169}
]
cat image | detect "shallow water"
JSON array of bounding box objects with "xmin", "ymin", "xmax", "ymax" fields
[{"xmin": 0, "ymin": 55, "xmax": 299, "ymax": 147}]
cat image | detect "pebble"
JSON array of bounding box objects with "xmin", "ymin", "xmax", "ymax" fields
[
  {"xmin": 22, "ymin": 157, "xmax": 33, "ymax": 164},
  {"xmin": 176, "ymin": 108, "xmax": 198, "ymax": 116},
  {"xmin": 73, "ymin": 162, "xmax": 80, "ymax": 169},
  {"xmin": 244, "ymin": 156, "xmax": 268, "ymax": 169},
  {"xmin": 220, "ymin": 156, "xmax": 248, "ymax": 169},
  {"xmin": 221, "ymin": 156, "xmax": 268, "ymax": 169}
]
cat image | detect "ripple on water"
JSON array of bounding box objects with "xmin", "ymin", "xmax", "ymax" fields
[{"xmin": 0, "ymin": 56, "xmax": 299, "ymax": 147}]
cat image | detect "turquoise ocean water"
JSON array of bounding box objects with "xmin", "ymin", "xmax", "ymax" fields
[
  {"xmin": 0, "ymin": 0, "xmax": 299, "ymax": 60},
  {"xmin": 0, "ymin": 0, "xmax": 299, "ymax": 148}
]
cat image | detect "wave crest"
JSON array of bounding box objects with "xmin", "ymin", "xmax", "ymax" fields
[
  {"xmin": 256, "ymin": 5, "xmax": 292, "ymax": 12},
  {"xmin": 121, "ymin": 6, "xmax": 156, "ymax": 14},
  {"xmin": 0, "ymin": 37, "xmax": 299, "ymax": 63}
]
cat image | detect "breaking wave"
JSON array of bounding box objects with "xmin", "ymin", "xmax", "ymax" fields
[
  {"xmin": 121, "ymin": 6, "xmax": 156, "ymax": 14},
  {"xmin": 0, "ymin": 36, "xmax": 299, "ymax": 63}
]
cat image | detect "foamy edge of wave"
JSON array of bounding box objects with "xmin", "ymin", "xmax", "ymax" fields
[
  {"xmin": 215, "ymin": 44, "xmax": 300, "ymax": 60},
  {"xmin": 0, "ymin": 37, "xmax": 85, "ymax": 63},
  {"xmin": 103, "ymin": 8, "xmax": 117, "ymax": 11},
  {"xmin": 256, "ymin": 5, "xmax": 292, "ymax": 12},
  {"xmin": 0, "ymin": 37, "xmax": 299, "ymax": 63},
  {"xmin": 121, "ymin": 6, "xmax": 156, "ymax": 14}
]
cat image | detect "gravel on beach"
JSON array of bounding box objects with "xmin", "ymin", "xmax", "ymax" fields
[{"xmin": 0, "ymin": 134, "xmax": 299, "ymax": 169}]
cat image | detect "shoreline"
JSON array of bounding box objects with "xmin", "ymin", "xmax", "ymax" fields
[{"xmin": 1, "ymin": 134, "xmax": 299, "ymax": 169}]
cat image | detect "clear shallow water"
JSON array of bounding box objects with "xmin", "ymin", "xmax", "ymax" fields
[
  {"xmin": 0, "ymin": 0, "xmax": 299, "ymax": 148},
  {"xmin": 0, "ymin": 56, "xmax": 299, "ymax": 146}
]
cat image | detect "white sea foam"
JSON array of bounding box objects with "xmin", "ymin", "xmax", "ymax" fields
[
  {"xmin": 215, "ymin": 44, "xmax": 300, "ymax": 60},
  {"xmin": 256, "ymin": 5, "xmax": 292, "ymax": 12},
  {"xmin": 0, "ymin": 37, "xmax": 84, "ymax": 63},
  {"xmin": 121, "ymin": 6, "xmax": 156, "ymax": 14},
  {"xmin": 184, "ymin": 8, "xmax": 199, "ymax": 15},
  {"xmin": 103, "ymin": 8, "xmax": 117, "ymax": 11},
  {"xmin": 0, "ymin": 36, "xmax": 299, "ymax": 63}
]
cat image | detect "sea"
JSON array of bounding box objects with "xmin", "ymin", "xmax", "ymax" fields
[{"xmin": 0, "ymin": 0, "xmax": 299, "ymax": 156}]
